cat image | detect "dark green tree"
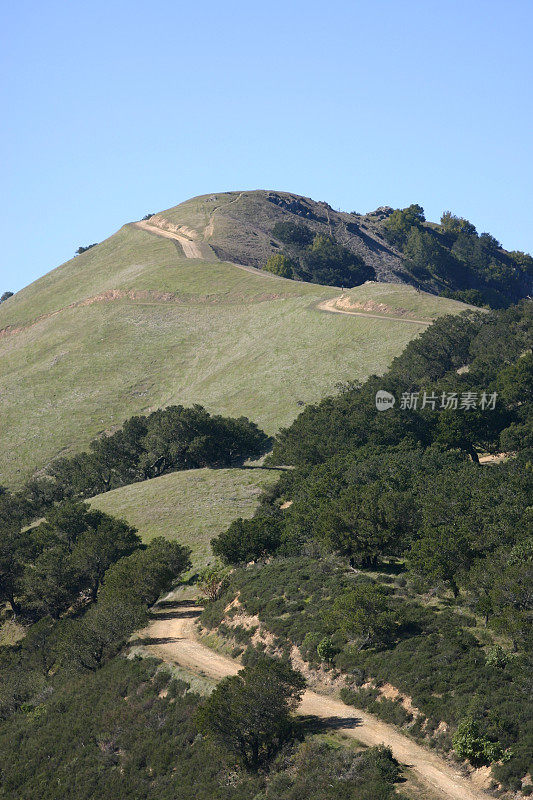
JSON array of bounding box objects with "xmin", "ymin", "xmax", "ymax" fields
[
  {"xmin": 99, "ymin": 537, "xmax": 191, "ymax": 608},
  {"xmin": 383, "ymin": 204, "xmax": 425, "ymax": 246},
  {"xmin": 272, "ymin": 221, "xmax": 314, "ymax": 247},
  {"xmin": 332, "ymin": 584, "xmax": 398, "ymax": 649},
  {"xmin": 69, "ymin": 513, "xmax": 140, "ymax": 599},
  {"xmin": 22, "ymin": 546, "xmax": 80, "ymax": 618},
  {"xmin": 196, "ymin": 656, "xmax": 305, "ymax": 771},
  {"xmin": 319, "ymin": 483, "xmax": 415, "ymax": 566},
  {"xmin": 212, "ymin": 515, "xmax": 282, "ymax": 564},
  {"xmin": 0, "ymin": 525, "xmax": 34, "ymax": 613}
]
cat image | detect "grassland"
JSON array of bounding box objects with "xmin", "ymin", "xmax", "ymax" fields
[
  {"xmin": 0, "ymin": 216, "xmax": 469, "ymax": 487},
  {"xmin": 340, "ymin": 282, "xmax": 468, "ymax": 319},
  {"xmin": 90, "ymin": 466, "xmax": 280, "ymax": 568}
]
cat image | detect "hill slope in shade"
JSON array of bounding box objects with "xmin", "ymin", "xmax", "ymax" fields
[
  {"xmin": 90, "ymin": 466, "xmax": 281, "ymax": 568},
  {"xmin": 0, "ymin": 200, "xmax": 470, "ymax": 487}
]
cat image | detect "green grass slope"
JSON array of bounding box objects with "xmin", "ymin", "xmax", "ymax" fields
[
  {"xmin": 0, "ymin": 216, "xmax": 469, "ymax": 487},
  {"xmin": 90, "ymin": 466, "xmax": 280, "ymax": 568}
]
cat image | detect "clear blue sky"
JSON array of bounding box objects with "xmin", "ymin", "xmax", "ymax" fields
[{"xmin": 2, "ymin": 0, "xmax": 532, "ymax": 293}]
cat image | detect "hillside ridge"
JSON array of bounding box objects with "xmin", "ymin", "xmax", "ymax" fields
[
  {"xmin": 155, "ymin": 189, "xmax": 406, "ymax": 282},
  {"xmin": 150, "ymin": 189, "xmax": 532, "ymax": 305},
  {"xmin": 0, "ymin": 193, "xmax": 473, "ymax": 486}
]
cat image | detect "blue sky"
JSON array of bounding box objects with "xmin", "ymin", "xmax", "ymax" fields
[{"xmin": 2, "ymin": 0, "xmax": 532, "ymax": 293}]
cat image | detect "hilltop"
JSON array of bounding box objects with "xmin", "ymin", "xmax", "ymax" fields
[
  {"xmin": 0, "ymin": 190, "xmax": 473, "ymax": 485},
  {"xmin": 148, "ymin": 190, "xmax": 532, "ymax": 304}
]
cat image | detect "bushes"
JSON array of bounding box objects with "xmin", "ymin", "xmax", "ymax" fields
[
  {"xmin": 383, "ymin": 204, "xmax": 425, "ymax": 247},
  {"xmin": 300, "ymin": 234, "xmax": 375, "ymax": 286},
  {"xmin": 0, "ymin": 658, "xmax": 245, "ymax": 800},
  {"xmin": 9, "ymin": 536, "xmax": 188, "ymax": 692},
  {"xmin": 264, "ymin": 253, "xmax": 295, "ymax": 278},
  {"xmin": 196, "ymin": 564, "xmax": 228, "ymax": 601},
  {"xmin": 316, "ymin": 636, "xmax": 337, "ymax": 663},
  {"xmin": 212, "ymin": 514, "xmax": 282, "ymax": 564},
  {"xmin": 268, "ymin": 225, "xmax": 375, "ymax": 288},
  {"xmin": 262, "ymin": 741, "xmax": 404, "ymax": 800},
  {"xmin": 0, "ymin": 534, "xmax": 191, "ymax": 721},
  {"xmin": 2, "ymin": 501, "xmax": 141, "ymax": 619},
  {"xmin": 452, "ymin": 718, "xmax": 503, "ymax": 767},
  {"xmin": 341, "ymin": 687, "xmax": 413, "ymax": 727},
  {"xmin": 272, "ymin": 221, "xmax": 314, "ymax": 247},
  {"xmin": 0, "ymin": 654, "xmax": 408, "ymax": 800},
  {"xmin": 98, "ymin": 537, "xmax": 191, "ymax": 609},
  {"xmin": 380, "ymin": 205, "xmax": 531, "ymax": 306},
  {"xmin": 47, "ymin": 404, "xmax": 270, "ymax": 499},
  {"xmin": 205, "ymin": 555, "xmax": 533, "ymax": 789},
  {"xmin": 196, "ymin": 655, "xmax": 305, "ymax": 771},
  {"xmin": 332, "ymin": 584, "xmax": 400, "ymax": 650}
]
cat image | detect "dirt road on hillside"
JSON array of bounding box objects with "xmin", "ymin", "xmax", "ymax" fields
[
  {"xmin": 134, "ymin": 218, "xmax": 281, "ymax": 280},
  {"xmin": 137, "ymin": 600, "xmax": 489, "ymax": 800},
  {"xmin": 317, "ymin": 297, "xmax": 431, "ymax": 325},
  {"xmin": 133, "ymin": 220, "xmax": 436, "ymax": 326},
  {"xmin": 135, "ymin": 219, "xmax": 205, "ymax": 258}
]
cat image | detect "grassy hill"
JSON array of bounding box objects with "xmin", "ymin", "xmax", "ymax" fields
[
  {"xmin": 90, "ymin": 466, "xmax": 281, "ymax": 568},
  {"xmin": 152, "ymin": 191, "xmax": 532, "ymax": 303},
  {"xmin": 150, "ymin": 190, "xmax": 406, "ymax": 281},
  {"xmin": 0, "ymin": 196, "xmax": 470, "ymax": 487}
]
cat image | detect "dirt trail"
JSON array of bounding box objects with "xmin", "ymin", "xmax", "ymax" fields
[
  {"xmin": 317, "ymin": 296, "xmax": 431, "ymax": 325},
  {"xmin": 134, "ymin": 219, "xmax": 435, "ymax": 327},
  {"xmin": 134, "ymin": 217, "xmax": 282, "ymax": 281},
  {"xmin": 134, "ymin": 217, "xmax": 286, "ymax": 281},
  {"xmin": 204, "ymin": 191, "xmax": 246, "ymax": 238},
  {"xmin": 137, "ymin": 601, "xmax": 489, "ymax": 800},
  {"xmin": 134, "ymin": 219, "xmax": 204, "ymax": 258}
]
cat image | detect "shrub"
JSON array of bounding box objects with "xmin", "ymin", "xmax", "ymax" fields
[
  {"xmin": 316, "ymin": 636, "xmax": 337, "ymax": 663},
  {"xmin": 264, "ymin": 253, "xmax": 295, "ymax": 278},
  {"xmin": 452, "ymin": 718, "xmax": 503, "ymax": 766},
  {"xmin": 212, "ymin": 515, "xmax": 282, "ymax": 564},
  {"xmin": 75, "ymin": 244, "xmax": 97, "ymax": 255},
  {"xmin": 195, "ymin": 655, "xmax": 305, "ymax": 771}
]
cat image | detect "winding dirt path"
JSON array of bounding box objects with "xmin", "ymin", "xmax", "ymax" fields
[
  {"xmin": 317, "ymin": 297, "xmax": 431, "ymax": 325},
  {"xmin": 134, "ymin": 219, "xmax": 204, "ymax": 258},
  {"xmin": 137, "ymin": 600, "xmax": 489, "ymax": 800},
  {"xmin": 204, "ymin": 191, "xmax": 246, "ymax": 238}
]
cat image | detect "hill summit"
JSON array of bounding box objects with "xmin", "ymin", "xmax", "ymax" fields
[
  {"xmin": 145, "ymin": 190, "xmax": 531, "ymax": 306},
  {"xmin": 0, "ymin": 189, "xmax": 475, "ymax": 486}
]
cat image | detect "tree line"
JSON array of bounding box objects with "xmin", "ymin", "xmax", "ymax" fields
[
  {"xmin": 381, "ymin": 204, "xmax": 532, "ymax": 307},
  {"xmin": 2, "ymin": 404, "xmax": 270, "ymax": 514}
]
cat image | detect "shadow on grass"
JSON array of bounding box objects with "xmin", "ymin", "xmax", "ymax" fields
[
  {"xmin": 295, "ymin": 714, "xmax": 363, "ymax": 737},
  {"xmin": 134, "ymin": 636, "xmax": 182, "ymax": 646},
  {"xmin": 150, "ymin": 608, "xmax": 201, "ymax": 620},
  {"xmin": 375, "ymin": 561, "xmax": 405, "ymax": 576}
]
